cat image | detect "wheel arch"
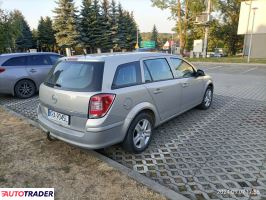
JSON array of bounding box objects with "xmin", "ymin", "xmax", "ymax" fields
[
  {"xmin": 14, "ymin": 78, "xmax": 37, "ymax": 96},
  {"xmin": 121, "ymin": 102, "xmax": 160, "ymax": 140}
]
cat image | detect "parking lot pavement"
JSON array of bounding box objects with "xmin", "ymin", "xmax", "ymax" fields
[{"xmin": 0, "ymin": 64, "xmax": 266, "ymax": 200}]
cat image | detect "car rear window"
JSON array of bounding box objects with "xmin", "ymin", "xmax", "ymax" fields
[
  {"xmin": 2, "ymin": 56, "xmax": 27, "ymax": 66},
  {"xmin": 44, "ymin": 61, "xmax": 104, "ymax": 92}
]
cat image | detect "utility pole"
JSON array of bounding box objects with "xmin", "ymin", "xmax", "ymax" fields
[
  {"xmin": 248, "ymin": 7, "xmax": 258, "ymax": 63},
  {"xmin": 135, "ymin": 29, "xmax": 139, "ymax": 50},
  {"xmin": 243, "ymin": 0, "xmax": 252, "ymax": 58},
  {"xmin": 171, "ymin": 33, "xmax": 174, "ymax": 54},
  {"xmin": 203, "ymin": 0, "xmax": 211, "ymax": 58}
]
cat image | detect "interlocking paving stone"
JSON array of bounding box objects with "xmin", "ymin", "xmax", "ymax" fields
[{"xmin": 1, "ymin": 65, "xmax": 266, "ymax": 200}]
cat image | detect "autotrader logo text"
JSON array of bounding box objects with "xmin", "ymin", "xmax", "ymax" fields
[{"xmin": 0, "ymin": 188, "xmax": 54, "ymax": 200}]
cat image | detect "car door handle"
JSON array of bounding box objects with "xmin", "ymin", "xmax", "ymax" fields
[
  {"xmin": 182, "ymin": 83, "xmax": 190, "ymax": 88},
  {"xmin": 29, "ymin": 69, "xmax": 37, "ymax": 73},
  {"xmin": 153, "ymin": 88, "xmax": 163, "ymax": 94}
]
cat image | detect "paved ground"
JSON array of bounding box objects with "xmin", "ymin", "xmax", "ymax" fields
[{"xmin": 1, "ymin": 63, "xmax": 266, "ymax": 200}]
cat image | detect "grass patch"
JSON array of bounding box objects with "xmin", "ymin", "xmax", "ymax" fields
[{"xmin": 187, "ymin": 57, "xmax": 266, "ymax": 64}]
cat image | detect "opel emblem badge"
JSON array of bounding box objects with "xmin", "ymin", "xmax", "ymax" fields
[{"xmin": 52, "ymin": 95, "xmax": 58, "ymax": 104}]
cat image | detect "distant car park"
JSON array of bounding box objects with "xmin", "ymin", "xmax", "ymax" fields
[{"xmin": 0, "ymin": 52, "xmax": 62, "ymax": 98}]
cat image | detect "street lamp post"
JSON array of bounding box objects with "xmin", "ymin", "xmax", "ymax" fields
[
  {"xmin": 242, "ymin": 0, "xmax": 252, "ymax": 57},
  {"xmin": 171, "ymin": 33, "xmax": 174, "ymax": 54},
  {"xmin": 247, "ymin": 7, "xmax": 258, "ymax": 63},
  {"xmin": 203, "ymin": 0, "xmax": 211, "ymax": 58}
]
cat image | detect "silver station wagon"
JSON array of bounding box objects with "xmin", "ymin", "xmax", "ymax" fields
[{"xmin": 38, "ymin": 52, "xmax": 213, "ymax": 153}]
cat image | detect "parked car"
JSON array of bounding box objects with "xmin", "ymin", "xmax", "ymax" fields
[
  {"xmin": 38, "ymin": 52, "xmax": 213, "ymax": 153},
  {"xmin": 213, "ymin": 48, "xmax": 227, "ymax": 57},
  {"xmin": 0, "ymin": 52, "xmax": 63, "ymax": 98}
]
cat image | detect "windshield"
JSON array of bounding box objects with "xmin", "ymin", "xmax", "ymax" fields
[{"xmin": 44, "ymin": 61, "xmax": 104, "ymax": 92}]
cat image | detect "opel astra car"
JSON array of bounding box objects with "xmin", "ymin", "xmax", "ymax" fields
[
  {"xmin": 38, "ymin": 52, "xmax": 213, "ymax": 153},
  {"xmin": 0, "ymin": 52, "xmax": 62, "ymax": 98}
]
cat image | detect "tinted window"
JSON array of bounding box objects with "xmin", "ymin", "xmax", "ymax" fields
[
  {"xmin": 112, "ymin": 61, "xmax": 141, "ymax": 89},
  {"xmin": 27, "ymin": 55, "xmax": 50, "ymax": 65},
  {"xmin": 171, "ymin": 58, "xmax": 195, "ymax": 78},
  {"xmin": 44, "ymin": 61, "xmax": 104, "ymax": 92},
  {"xmin": 144, "ymin": 58, "xmax": 173, "ymax": 81},
  {"xmin": 3, "ymin": 56, "xmax": 27, "ymax": 66},
  {"xmin": 49, "ymin": 55, "xmax": 62, "ymax": 65}
]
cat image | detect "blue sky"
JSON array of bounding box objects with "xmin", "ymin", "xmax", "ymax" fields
[{"xmin": 0, "ymin": 0, "xmax": 176, "ymax": 33}]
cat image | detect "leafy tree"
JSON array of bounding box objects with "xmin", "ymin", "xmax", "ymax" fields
[
  {"xmin": 0, "ymin": 9, "xmax": 13, "ymax": 53},
  {"xmin": 218, "ymin": 0, "xmax": 243, "ymax": 55},
  {"xmin": 151, "ymin": 25, "xmax": 159, "ymax": 48},
  {"xmin": 53, "ymin": 0, "xmax": 79, "ymax": 48},
  {"xmin": 151, "ymin": 0, "xmax": 215, "ymax": 53}
]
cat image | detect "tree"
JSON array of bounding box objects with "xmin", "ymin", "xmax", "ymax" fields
[
  {"xmin": 90, "ymin": 0, "xmax": 104, "ymax": 51},
  {"xmin": 100, "ymin": 0, "xmax": 112, "ymax": 51},
  {"xmin": 53, "ymin": 0, "xmax": 79, "ymax": 48},
  {"xmin": 151, "ymin": 0, "xmax": 215, "ymax": 53},
  {"xmin": 37, "ymin": 17, "xmax": 56, "ymax": 51},
  {"xmin": 79, "ymin": 0, "xmax": 94, "ymax": 52},
  {"xmin": 124, "ymin": 12, "xmax": 138, "ymax": 50},
  {"xmin": 151, "ymin": 25, "xmax": 159, "ymax": 48},
  {"xmin": 0, "ymin": 9, "xmax": 13, "ymax": 53},
  {"xmin": 218, "ymin": 0, "xmax": 243, "ymax": 55},
  {"xmin": 9, "ymin": 10, "xmax": 33, "ymax": 51},
  {"xmin": 117, "ymin": 3, "xmax": 127, "ymax": 50},
  {"xmin": 110, "ymin": 0, "xmax": 118, "ymax": 50}
]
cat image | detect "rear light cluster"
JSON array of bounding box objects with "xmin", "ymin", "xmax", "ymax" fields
[
  {"xmin": 0, "ymin": 67, "xmax": 5, "ymax": 73},
  {"xmin": 89, "ymin": 94, "xmax": 116, "ymax": 119}
]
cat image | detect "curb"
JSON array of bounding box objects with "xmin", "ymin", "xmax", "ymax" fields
[
  {"xmin": 191, "ymin": 62, "xmax": 266, "ymax": 67},
  {"xmin": 0, "ymin": 105, "xmax": 190, "ymax": 200}
]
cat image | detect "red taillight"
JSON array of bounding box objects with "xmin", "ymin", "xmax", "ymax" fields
[
  {"xmin": 89, "ymin": 94, "xmax": 116, "ymax": 119},
  {"xmin": 0, "ymin": 67, "xmax": 5, "ymax": 73}
]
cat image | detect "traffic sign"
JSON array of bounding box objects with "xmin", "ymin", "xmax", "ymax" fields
[{"xmin": 140, "ymin": 41, "xmax": 156, "ymax": 48}]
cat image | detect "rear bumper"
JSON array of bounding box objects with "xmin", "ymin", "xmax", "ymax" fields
[{"xmin": 37, "ymin": 105, "xmax": 124, "ymax": 149}]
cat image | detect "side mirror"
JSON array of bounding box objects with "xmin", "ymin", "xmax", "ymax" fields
[{"xmin": 195, "ymin": 69, "xmax": 205, "ymax": 77}]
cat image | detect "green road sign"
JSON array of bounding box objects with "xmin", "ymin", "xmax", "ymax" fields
[{"xmin": 140, "ymin": 41, "xmax": 156, "ymax": 48}]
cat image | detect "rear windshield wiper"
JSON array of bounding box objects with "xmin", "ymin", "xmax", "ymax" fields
[
  {"xmin": 44, "ymin": 82, "xmax": 61, "ymax": 88},
  {"xmin": 55, "ymin": 83, "xmax": 61, "ymax": 88}
]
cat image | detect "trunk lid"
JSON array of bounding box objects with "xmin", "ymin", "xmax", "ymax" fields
[{"xmin": 39, "ymin": 60, "xmax": 104, "ymax": 131}]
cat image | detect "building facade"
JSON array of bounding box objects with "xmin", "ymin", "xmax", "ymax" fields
[{"xmin": 238, "ymin": 0, "xmax": 266, "ymax": 58}]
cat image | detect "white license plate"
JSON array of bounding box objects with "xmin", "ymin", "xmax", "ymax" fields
[{"xmin": 48, "ymin": 109, "xmax": 70, "ymax": 125}]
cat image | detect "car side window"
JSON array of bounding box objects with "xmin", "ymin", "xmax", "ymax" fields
[
  {"xmin": 170, "ymin": 58, "xmax": 195, "ymax": 78},
  {"xmin": 49, "ymin": 55, "xmax": 62, "ymax": 65},
  {"xmin": 27, "ymin": 55, "xmax": 51, "ymax": 66},
  {"xmin": 112, "ymin": 61, "xmax": 141, "ymax": 89},
  {"xmin": 2, "ymin": 56, "xmax": 27, "ymax": 66},
  {"xmin": 144, "ymin": 65, "xmax": 152, "ymax": 83},
  {"xmin": 144, "ymin": 58, "xmax": 173, "ymax": 81}
]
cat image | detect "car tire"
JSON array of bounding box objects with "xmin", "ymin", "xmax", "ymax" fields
[
  {"xmin": 198, "ymin": 86, "xmax": 213, "ymax": 110},
  {"xmin": 122, "ymin": 112, "xmax": 154, "ymax": 154},
  {"xmin": 14, "ymin": 79, "xmax": 36, "ymax": 99}
]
